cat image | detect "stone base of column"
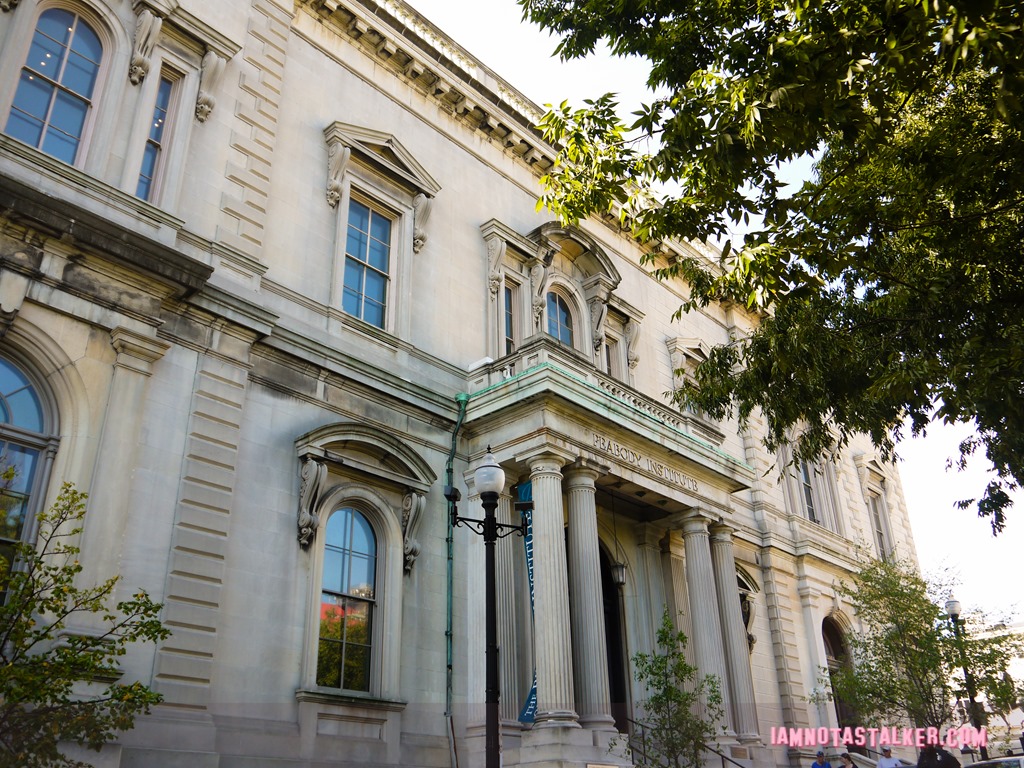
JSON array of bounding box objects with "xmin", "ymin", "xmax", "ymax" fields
[
  {"xmin": 515, "ymin": 724, "xmax": 632, "ymax": 767},
  {"xmin": 579, "ymin": 713, "xmax": 618, "ymax": 733},
  {"xmin": 533, "ymin": 709, "xmax": 582, "ymax": 729}
]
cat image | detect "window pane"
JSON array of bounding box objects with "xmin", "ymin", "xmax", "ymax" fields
[
  {"xmin": 26, "ymin": 34, "xmax": 67, "ymax": 78},
  {"xmin": 41, "ymin": 126, "xmax": 78, "ymax": 164},
  {"xmin": 348, "ymin": 554, "xmax": 374, "ymax": 598},
  {"xmin": 364, "ymin": 269, "xmax": 386, "ymax": 305},
  {"xmin": 367, "ymin": 237, "xmax": 389, "ymax": 272},
  {"xmin": 319, "ymin": 598, "xmax": 344, "ymax": 640},
  {"xmin": 68, "ymin": 21, "xmax": 102, "ymax": 67},
  {"xmin": 0, "ymin": 358, "xmax": 43, "ymax": 431},
  {"xmin": 62, "ymin": 50, "xmax": 99, "ymax": 98},
  {"xmin": 343, "ymin": 260, "xmax": 365, "ymax": 296},
  {"xmin": 345, "ymin": 226, "xmax": 367, "ymax": 260},
  {"xmin": 343, "ymin": 643, "xmax": 370, "ymax": 691},
  {"xmin": 0, "ymin": 492, "xmax": 27, "ymax": 542},
  {"xmin": 322, "ymin": 548, "xmax": 343, "ymax": 594},
  {"xmin": 48, "ymin": 89, "xmax": 87, "ymax": 138},
  {"xmin": 36, "ymin": 9, "xmax": 74, "ymax": 47},
  {"xmin": 5, "ymin": 109, "xmax": 44, "ymax": 150},
  {"xmin": 2, "ymin": 445, "xmax": 39, "ymax": 494},
  {"xmin": 363, "ymin": 299, "xmax": 384, "ymax": 328},
  {"xmin": 316, "ymin": 639, "xmax": 341, "ymax": 687},
  {"xmin": 10, "ymin": 72, "xmax": 54, "ymax": 123},
  {"xmin": 369, "ymin": 212, "xmax": 390, "ymax": 245},
  {"xmin": 348, "ymin": 199, "xmax": 369, "ymax": 234},
  {"xmin": 350, "ymin": 513, "xmax": 374, "ymax": 555}
]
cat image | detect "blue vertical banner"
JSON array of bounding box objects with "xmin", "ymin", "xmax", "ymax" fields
[{"xmin": 517, "ymin": 481, "xmax": 538, "ymax": 724}]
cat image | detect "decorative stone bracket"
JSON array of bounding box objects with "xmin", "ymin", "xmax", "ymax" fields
[
  {"xmin": 196, "ymin": 51, "xmax": 226, "ymax": 122},
  {"xmin": 401, "ymin": 490, "xmax": 426, "ymax": 573},
  {"xmin": 297, "ymin": 456, "xmax": 327, "ymax": 548},
  {"xmin": 129, "ymin": 8, "xmax": 163, "ymax": 85},
  {"xmin": 412, "ymin": 193, "xmax": 431, "ymax": 254}
]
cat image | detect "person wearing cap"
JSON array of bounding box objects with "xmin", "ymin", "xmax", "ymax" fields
[
  {"xmin": 878, "ymin": 746, "xmax": 902, "ymax": 768},
  {"xmin": 813, "ymin": 750, "xmax": 833, "ymax": 768}
]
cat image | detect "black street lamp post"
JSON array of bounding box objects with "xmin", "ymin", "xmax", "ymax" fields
[
  {"xmin": 945, "ymin": 596, "xmax": 989, "ymax": 761},
  {"xmin": 445, "ymin": 448, "xmax": 525, "ymax": 768}
]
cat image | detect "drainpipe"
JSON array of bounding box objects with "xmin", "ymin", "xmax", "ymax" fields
[{"xmin": 445, "ymin": 392, "xmax": 469, "ymax": 768}]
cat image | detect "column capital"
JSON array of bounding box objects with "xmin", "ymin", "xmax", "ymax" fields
[
  {"xmin": 110, "ymin": 326, "xmax": 170, "ymax": 376},
  {"xmin": 563, "ymin": 458, "xmax": 607, "ymax": 488},
  {"xmin": 679, "ymin": 509, "xmax": 712, "ymax": 537},
  {"xmin": 709, "ymin": 523, "xmax": 736, "ymax": 544},
  {"xmin": 519, "ymin": 448, "xmax": 573, "ymax": 476}
]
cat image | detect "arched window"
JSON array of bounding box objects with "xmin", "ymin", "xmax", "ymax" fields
[
  {"xmin": 546, "ymin": 291, "xmax": 573, "ymax": 346},
  {"xmin": 823, "ymin": 617, "xmax": 857, "ymax": 730},
  {"xmin": 0, "ymin": 355, "xmax": 53, "ymax": 575},
  {"xmin": 5, "ymin": 8, "xmax": 103, "ymax": 164},
  {"xmin": 317, "ymin": 506, "xmax": 378, "ymax": 692}
]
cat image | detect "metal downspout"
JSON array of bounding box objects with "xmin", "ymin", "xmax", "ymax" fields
[{"xmin": 446, "ymin": 392, "xmax": 469, "ymax": 768}]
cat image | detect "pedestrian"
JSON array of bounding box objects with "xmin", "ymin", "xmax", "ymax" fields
[
  {"xmin": 841, "ymin": 753, "xmax": 860, "ymax": 768},
  {"xmin": 878, "ymin": 746, "xmax": 902, "ymax": 768},
  {"xmin": 813, "ymin": 750, "xmax": 833, "ymax": 768}
]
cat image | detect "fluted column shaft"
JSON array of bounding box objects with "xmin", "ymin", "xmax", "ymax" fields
[
  {"xmin": 711, "ymin": 525, "xmax": 759, "ymax": 741},
  {"xmin": 565, "ymin": 463, "xmax": 615, "ymax": 730},
  {"xmin": 528, "ymin": 454, "xmax": 579, "ymax": 727},
  {"xmin": 681, "ymin": 513, "xmax": 732, "ymax": 732},
  {"xmin": 496, "ymin": 485, "xmax": 521, "ymax": 724}
]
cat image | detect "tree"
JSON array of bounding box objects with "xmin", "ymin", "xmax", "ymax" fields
[
  {"xmin": 520, "ymin": 0, "xmax": 1024, "ymax": 531},
  {"xmin": 815, "ymin": 559, "xmax": 1024, "ymax": 731},
  {"xmin": 0, "ymin": 482, "xmax": 170, "ymax": 768},
  {"xmin": 629, "ymin": 609, "xmax": 723, "ymax": 768}
]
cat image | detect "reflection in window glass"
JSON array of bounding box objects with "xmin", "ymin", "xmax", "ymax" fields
[
  {"xmin": 342, "ymin": 200, "xmax": 391, "ymax": 329},
  {"xmin": 318, "ymin": 507, "xmax": 376, "ymax": 691},
  {"xmin": 6, "ymin": 9, "xmax": 102, "ymax": 164},
  {"xmin": 137, "ymin": 76, "xmax": 174, "ymax": 201},
  {"xmin": 546, "ymin": 292, "xmax": 573, "ymax": 346}
]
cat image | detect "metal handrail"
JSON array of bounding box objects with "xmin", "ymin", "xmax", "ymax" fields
[{"xmin": 625, "ymin": 718, "xmax": 747, "ymax": 768}]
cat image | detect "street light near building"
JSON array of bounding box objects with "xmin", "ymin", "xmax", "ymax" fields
[
  {"xmin": 446, "ymin": 447, "xmax": 524, "ymax": 768},
  {"xmin": 945, "ymin": 595, "xmax": 990, "ymax": 761}
]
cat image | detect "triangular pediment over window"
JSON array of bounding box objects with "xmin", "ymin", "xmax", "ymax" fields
[{"xmin": 324, "ymin": 121, "xmax": 441, "ymax": 197}]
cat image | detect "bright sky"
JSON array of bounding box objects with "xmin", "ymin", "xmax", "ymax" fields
[{"xmin": 406, "ymin": 0, "xmax": 1023, "ymax": 623}]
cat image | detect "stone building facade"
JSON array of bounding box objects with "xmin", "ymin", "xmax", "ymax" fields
[{"xmin": 0, "ymin": 1, "xmax": 918, "ymax": 766}]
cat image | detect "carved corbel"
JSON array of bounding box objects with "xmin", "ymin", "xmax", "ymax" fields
[
  {"xmin": 325, "ymin": 143, "xmax": 350, "ymax": 208},
  {"xmin": 401, "ymin": 490, "xmax": 426, "ymax": 573},
  {"xmin": 412, "ymin": 193, "xmax": 432, "ymax": 253},
  {"xmin": 529, "ymin": 260, "xmax": 547, "ymax": 330},
  {"xmin": 0, "ymin": 307, "xmax": 17, "ymax": 339},
  {"xmin": 129, "ymin": 8, "xmax": 163, "ymax": 85},
  {"xmin": 297, "ymin": 456, "xmax": 327, "ymax": 548},
  {"xmin": 588, "ymin": 297, "xmax": 607, "ymax": 351},
  {"xmin": 485, "ymin": 235, "xmax": 506, "ymax": 297},
  {"xmin": 625, "ymin": 318, "xmax": 641, "ymax": 369},
  {"xmin": 195, "ymin": 51, "xmax": 226, "ymax": 122},
  {"xmin": 0, "ymin": 0, "xmax": 20, "ymax": 11}
]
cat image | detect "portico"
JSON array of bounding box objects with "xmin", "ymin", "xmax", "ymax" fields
[{"xmin": 462, "ymin": 341, "xmax": 764, "ymax": 767}]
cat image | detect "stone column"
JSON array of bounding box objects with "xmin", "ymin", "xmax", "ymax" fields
[
  {"xmin": 681, "ymin": 511, "xmax": 731, "ymax": 732},
  {"xmin": 80, "ymin": 327, "xmax": 169, "ymax": 587},
  {"xmin": 528, "ymin": 453, "xmax": 579, "ymax": 727},
  {"xmin": 661, "ymin": 531, "xmax": 696, "ymax": 668},
  {"xmin": 496, "ymin": 481, "xmax": 522, "ymax": 725},
  {"xmin": 710, "ymin": 524, "xmax": 759, "ymax": 742},
  {"xmin": 565, "ymin": 461, "xmax": 615, "ymax": 731}
]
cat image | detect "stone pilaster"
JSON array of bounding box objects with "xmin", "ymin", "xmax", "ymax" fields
[
  {"xmin": 565, "ymin": 461, "xmax": 615, "ymax": 731},
  {"xmin": 80, "ymin": 327, "xmax": 169, "ymax": 587},
  {"xmin": 527, "ymin": 453, "xmax": 579, "ymax": 728},
  {"xmin": 681, "ymin": 511, "xmax": 731, "ymax": 731},
  {"xmin": 711, "ymin": 525, "xmax": 760, "ymax": 742}
]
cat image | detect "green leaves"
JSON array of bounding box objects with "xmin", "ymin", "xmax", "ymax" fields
[
  {"xmin": 631, "ymin": 610, "xmax": 724, "ymax": 768},
  {"xmin": 521, "ymin": 0, "xmax": 1024, "ymax": 530},
  {"xmin": 0, "ymin": 483, "xmax": 170, "ymax": 768}
]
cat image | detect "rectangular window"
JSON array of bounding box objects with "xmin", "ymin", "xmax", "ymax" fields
[
  {"xmin": 342, "ymin": 198, "xmax": 391, "ymax": 328},
  {"xmin": 605, "ymin": 337, "xmax": 621, "ymax": 379},
  {"xmin": 869, "ymin": 494, "xmax": 889, "ymax": 560},
  {"xmin": 800, "ymin": 461, "xmax": 819, "ymax": 524},
  {"xmin": 136, "ymin": 75, "xmax": 174, "ymax": 201},
  {"xmin": 503, "ymin": 284, "xmax": 516, "ymax": 355}
]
